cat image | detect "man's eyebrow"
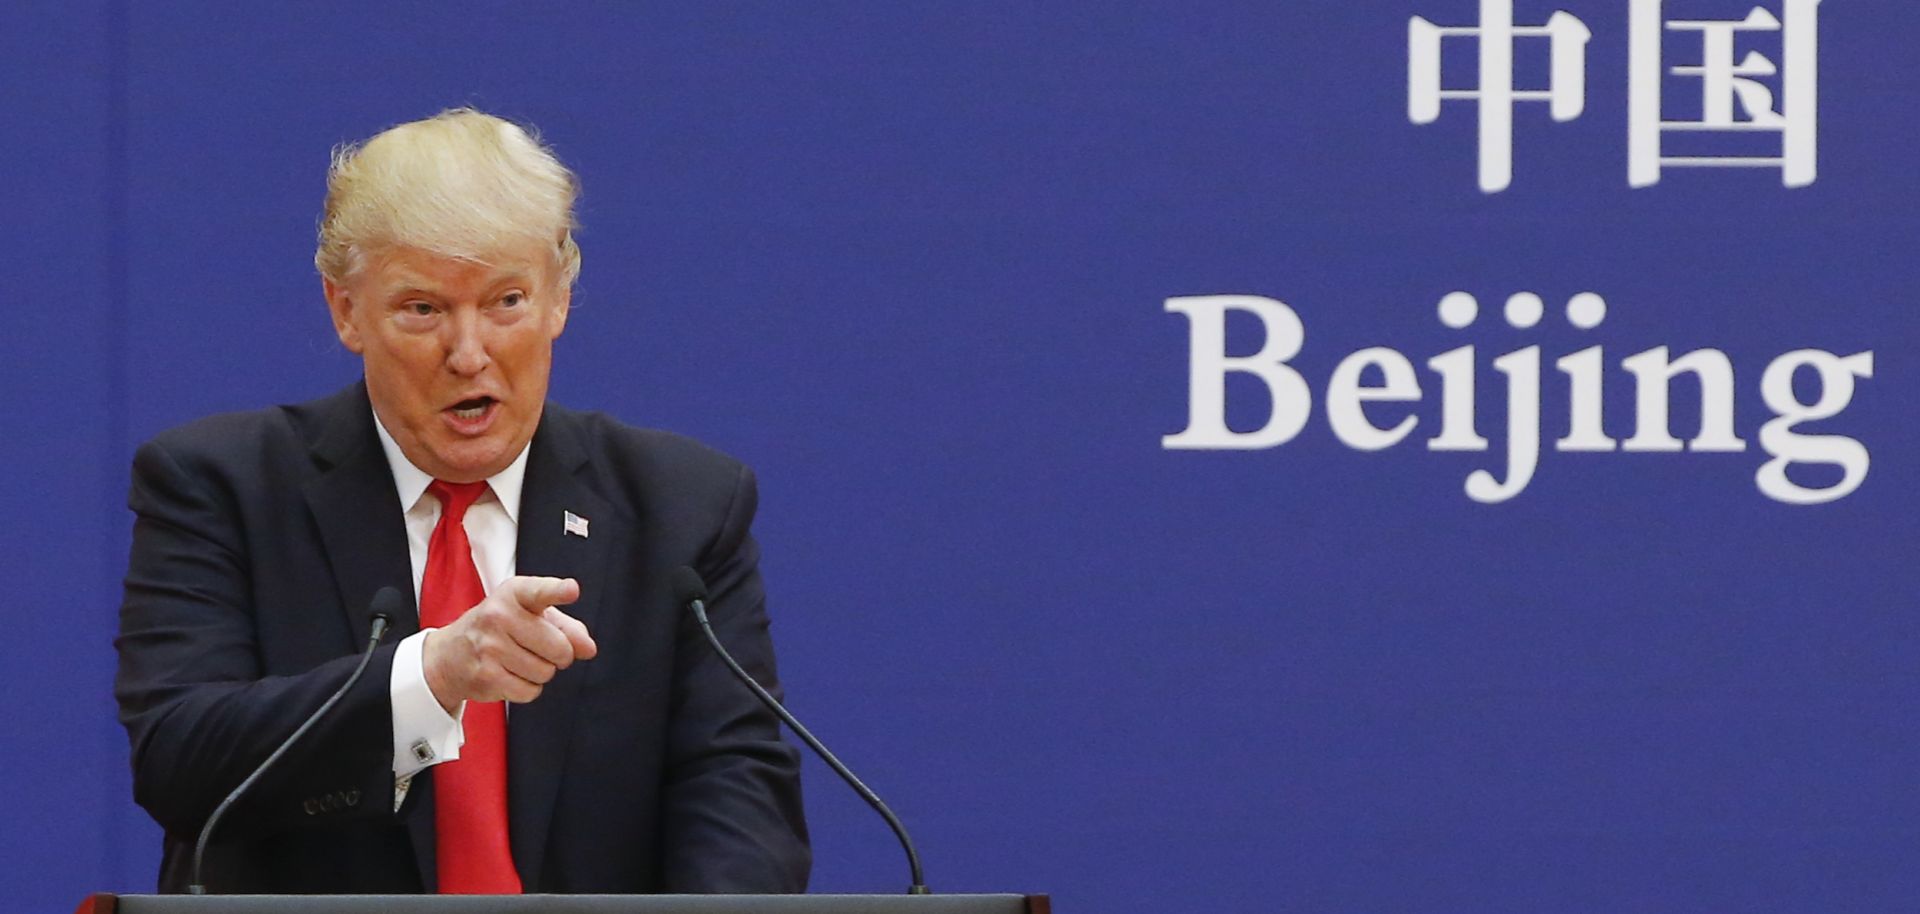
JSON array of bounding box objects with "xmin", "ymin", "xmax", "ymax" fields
[{"xmin": 374, "ymin": 268, "xmax": 535, "ymax": 298}]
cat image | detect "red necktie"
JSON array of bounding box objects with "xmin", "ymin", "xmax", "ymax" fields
[{"xmin": 421, "ymin": 480, "xmax": 522, "ymax": 894}]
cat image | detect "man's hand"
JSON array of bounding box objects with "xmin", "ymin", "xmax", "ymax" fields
[{"xmin": 422, "ymin": 575, "xmax": 599, "ymax": 714}]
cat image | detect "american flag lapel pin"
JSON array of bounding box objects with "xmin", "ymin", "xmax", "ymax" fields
[{"xmin": 563, "ymin": 510, "xmax": 590, "ymax": 539}]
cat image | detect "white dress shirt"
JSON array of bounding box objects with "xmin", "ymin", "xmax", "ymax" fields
[{"xmin": 374, "ymin": 414, "xmax": 531, "ymax": 810}]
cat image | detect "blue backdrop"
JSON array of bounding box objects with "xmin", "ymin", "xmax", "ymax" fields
[{"xmin": 4, "ymin": 2, "xmax": 1916, "ymax": 912}]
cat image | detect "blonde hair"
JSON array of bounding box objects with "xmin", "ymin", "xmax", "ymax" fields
[{"xmin": 314, "ymin": 108, "xmax": 580, "ymax": 285}]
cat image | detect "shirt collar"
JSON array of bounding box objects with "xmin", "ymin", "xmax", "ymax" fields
[{"xmin": 372, "ymin": 411, "xmax": 530, "ymax": 524}]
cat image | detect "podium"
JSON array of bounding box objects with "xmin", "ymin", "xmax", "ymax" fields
[{"xmin": 76, "ymin": 895, "xmax": 1050, "ymax": 914}]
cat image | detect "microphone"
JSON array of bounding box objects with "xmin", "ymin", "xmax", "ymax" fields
[
  {"xmin": 671, "ymin": 566, "xmax": 930, "ymax": 895},
  {"xmin": 188, "ymin": 586, "xmax": 405, "ymax": 895}
]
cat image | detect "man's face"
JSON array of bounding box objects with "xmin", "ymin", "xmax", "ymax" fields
[{"xmin": 324, "ymin": 243, "xmax": 570, "ymax": 483}]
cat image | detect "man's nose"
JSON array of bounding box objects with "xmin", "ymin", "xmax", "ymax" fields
[{"xmin": 445, "ymin": 309, "xmax": 490, "ymax": 376}]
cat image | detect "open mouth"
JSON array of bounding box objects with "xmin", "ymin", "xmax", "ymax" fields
[{"xmin": 448, "ymin": 396, "xmax": 497, "ymax": 420}]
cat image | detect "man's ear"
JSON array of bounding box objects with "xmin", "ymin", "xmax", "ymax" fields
[
  {"xmin": 323, "ymin": 276, "xmax": 364, "ymax": 354},
  {"xmin": 547, "ymin": 283, "xmax": 572, "ymax": 340}
]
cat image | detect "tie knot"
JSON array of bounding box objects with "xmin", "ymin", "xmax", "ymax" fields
[{"xmin": 428, "ymin": 480, "xmax": 490, "ymax": 522}]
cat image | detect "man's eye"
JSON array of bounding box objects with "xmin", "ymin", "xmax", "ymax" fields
[
  {"xmin": 406, "ymin": 302, "xmax": 436, "ymax": 316},
  {"xmin": 500, "ymin": 291, "xmax": 527, "ymax": 308}
]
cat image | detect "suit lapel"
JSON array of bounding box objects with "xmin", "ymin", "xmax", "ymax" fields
[
  {"xmin": 298, "ymin": 381, "xmax": 430, "ymax": 887},
  {"xmin": 301, "ymin": 381, "xmax": 421, "ymax": 652},
  {"xmin": 507, "ymin": 407, "xmax": 610, "ymax": 890}
]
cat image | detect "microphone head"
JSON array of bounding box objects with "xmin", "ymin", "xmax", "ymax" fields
[
  {"xmin": 369, "ymin": 585, "xmax": 407, "ymax": 624},
  {"xmin": 670, "ymin": 566, "xmax": 709, "ymax": 606}
]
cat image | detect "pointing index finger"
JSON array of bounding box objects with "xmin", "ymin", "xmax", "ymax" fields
[{"xmin": 506, "ymin": 575, "xmax": 580, "ymax": 613}]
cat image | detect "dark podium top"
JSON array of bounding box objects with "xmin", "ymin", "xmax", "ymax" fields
[{"xmin": 79, "ymin": 895, "xmax": 1050, "ymax": 914}]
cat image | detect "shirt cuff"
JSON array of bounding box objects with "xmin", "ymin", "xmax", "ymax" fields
[{"xmin": 390, "ymin": 627, "xmax": 466, "ymax": 783}]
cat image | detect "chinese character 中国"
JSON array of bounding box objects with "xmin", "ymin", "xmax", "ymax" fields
[{"xmin": 1409, "ymin": 1, "xmax": 1820, "ymax": 191}]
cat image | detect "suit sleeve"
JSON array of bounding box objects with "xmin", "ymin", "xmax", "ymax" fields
[
  {"xmin": 114, "ymin": 437, "xmax": 399, "ymax": 840},
  {"xmin": 659, "ymin": 463, "xmax": 812, "ymax": 892}
]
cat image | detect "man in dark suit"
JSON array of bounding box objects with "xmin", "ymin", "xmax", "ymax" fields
[{"xmin": 112, "ymin": 109, "xmax": 810, "ymax": 894}]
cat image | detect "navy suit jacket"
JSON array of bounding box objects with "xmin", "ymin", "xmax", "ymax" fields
[{"xmin": 114, "ymin": 382, "xmax": 810, "ymax": 893}]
